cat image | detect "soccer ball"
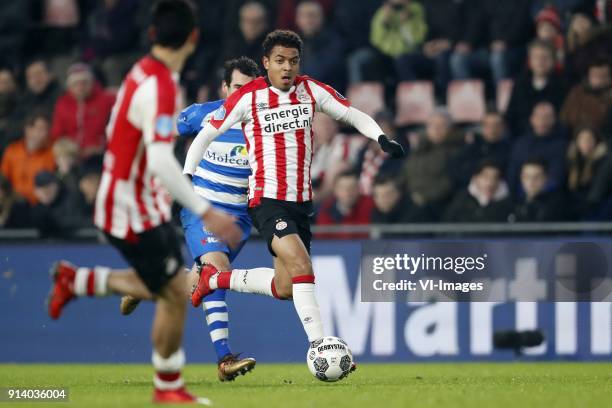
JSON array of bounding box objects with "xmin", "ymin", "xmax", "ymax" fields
[{"xmin": 306, "ymin": 336, "xmax": 353, "ymax": 382}]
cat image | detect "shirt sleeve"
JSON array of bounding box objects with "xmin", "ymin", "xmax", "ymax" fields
[
  {"xmin": 183, "ymin": 122, "xmax": 221, "ymax": 175},
  {"xmin": 131, "ymin": 76, "xmax": 177, "ymax": 146},
  {"xmin": 208, "ymin": 91, "xmax": 250, "ymax": 133},
  {"xmin": 307, "ymin": 79, "xmax": 383, "ymax": 141},
  {"xmin": 146, "ymin": 143, "xmax": 210, "ymax": 216},
  {"xmin": 307, "ymin": 78, "xmax": 351, "ymax": 120}
]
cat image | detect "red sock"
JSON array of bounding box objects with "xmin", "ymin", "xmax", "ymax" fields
[
  {"xmin": 216, "ymin": 271, "xmax": 231, "ymax": 289},
  {"xmin": 154, "ymin": 371, "xmax": 184, "ymax": 391}
]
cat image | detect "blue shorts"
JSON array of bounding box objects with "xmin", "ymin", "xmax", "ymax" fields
[{"xmin": 180, "ymin": 206, "xmax": 252, "ymax": 263}]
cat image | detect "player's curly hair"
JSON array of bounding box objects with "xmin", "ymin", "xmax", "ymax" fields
[{"xmin": 262, "ymin": 30, "xmax": 303, "ymax": 57}]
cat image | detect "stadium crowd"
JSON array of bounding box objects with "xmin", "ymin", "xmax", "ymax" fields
[{"xmin": 0, "ymin": 0, "xmax": 611, "ymax": 238}]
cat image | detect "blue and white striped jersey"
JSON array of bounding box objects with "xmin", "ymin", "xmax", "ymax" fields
[{"xmin": 177, "ymin": 99, "xmax": 250, "ymax": 215}]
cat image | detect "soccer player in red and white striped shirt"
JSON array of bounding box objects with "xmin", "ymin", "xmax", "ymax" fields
[
  {"xmin": 186, "ymin": 30, "xmax": 404, "ymax": 349},
  {"xmin": 46, "ymin": 1, "xmax": 240, "ymax": 404}
]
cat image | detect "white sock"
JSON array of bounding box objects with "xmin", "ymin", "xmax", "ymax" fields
[
  {"xmin": 74, "ymin": 267, "xmax": 110, "ymax": 297},
  {"xmin": 229, "ymin": 268, "xmax": 275, "ymax": 297},
  {"xmin": 292, "ymin": 279, "xmax": 324, "ymax": 342},
  {"xmin": 152, "ymin": 348, "xmax": 185, "ymax": 391}
]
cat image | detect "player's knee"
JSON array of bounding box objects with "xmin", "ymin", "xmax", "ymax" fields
[
  {"xmin": 285, "ymin": 256, "xmax": 313, "ymax": 278},
  {"xmin": 274, "ymin": 280, "xmax": 293, "ymax": 299},
  {"xmin": 159, "ymin": 275, "xmax": 188, "ymax": 305}
]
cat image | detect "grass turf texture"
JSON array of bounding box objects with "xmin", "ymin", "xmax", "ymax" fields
[{"xmin": 0, "ymin": 363, "xmax": 610, "ymax": 407}]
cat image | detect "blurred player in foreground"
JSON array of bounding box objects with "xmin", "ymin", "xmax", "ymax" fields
[
  {"xmin": 46, "ymin": 0, "xmax": 240, "ymax": 404},
  {"xmin": 120, "ymin": 57, "xmax": 262, "ymax": 381},
  {"xmin": 185, "ymin": 30, "xmax": 404, "ymax": 350}
]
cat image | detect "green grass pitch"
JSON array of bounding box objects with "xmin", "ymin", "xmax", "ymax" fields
[{"xmin": 0, "ymin": 363, "xmax": 610, "ymax": 407}]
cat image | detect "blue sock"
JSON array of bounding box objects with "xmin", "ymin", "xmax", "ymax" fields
[{"xmin": 202, "ymin": 289, "xmax": 232, "ymax": 361}]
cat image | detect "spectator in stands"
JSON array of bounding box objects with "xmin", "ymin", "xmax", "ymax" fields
[
  {"xmin": 534, "ymin": 5, "xmax": 565, "ymax": 70},
  {"xmin": 371, "ymin": 174, "xmax": 426, "ymax": 224},
  {"xmin": 82, "ymin": 0, "xmax": 141, "ymax": 87},
  {"xmin": 452, "ymin": 111, "xmax": 512, "ymax": 188},
  {"xmin": 0, "ymin": 3, "xmax": 28, "ymax": 68},
  {"xmin": 77, "ymin": 154, "xmax": 103, "ymax": 220},
  {"xmin": 354, "ymin": 110, "xmax": 407, "ymax": 196},
  {"xmin": 52, "ymin": 138, "xmax": 80, "ymax": 195},
  {"xmin": 0, "ymin": 67, "xmax": 20, "ymax": 154},
  {"xmin": 567, "ymin": 7, "xmax": 596, "ymax": 54},
  {"xmin": 396, "ymin": 0, "xmax": 464, "ymax": 101},
  {"xmin": 34, "ymin": 0, "xmax": 81, "ymax": 64},
  {"xmin": 560, "ymin": 60, "xmax": 612, "ymax": 135},
  {"xmin": 403, "ymin": 109, "xmax": 464, "ymax": 218},
  {"xmin": 337, "ymin": 0, "xmax": 382, "ymax": 83},
  {"xmin": 505, "ymin": 40, "xmax": 568, "ymax": 137},
  {"xmin": 316, "ymin": 170, "xmax": 374, "ymax": 239},
  {"xmin": 221, "ymin": 2, "xmax": 269, "ymax": 70},
  {"xmin": 509, "ymin": 159, "xmax": 574, "ymax": 222},
  {"xmin": 0, "ymin": 174, "xmax": 31, "ymax": 229},
  {"xmin": 507, "ymin": 102, "xmax": 568, "ymax": 194},
  {"xmin": 444, "ymin": 161, "xmax": 513, "ymax": 223},
  {"xmin": 51, "ymin": 63, "xmax": 115, "ymax": 157},
  {"xmin": 565, "ymin": 7, "xmax": 597, "ymax": 84},
  {"xmin": 531, "ymin": 1, "xmax": 594, "ymax": 26},
  {"xmin": 295, "ymin": 0, "xmax": 345, "ymax": 89},
  {"xmin": 1, "ymin": 113, "xmax": 55, "ymax": 204},
  {"xmin": 582, "ymin": 154, "xmax": 612, "ymax": 219},
  {"xmin": 311, "ymin": 114, "xmax": 366, "ymax": 203},
  {"xmin": 181, "ymin": 1, "xmax": 226, "ymax": 101},
  {"xmin": 567, "ymin": 127, "xmax": 609, "ymax": 211},
  {"xmin": 277, "ymin": 0, "xmax": 334, "ymax": 31},
  {"xmin": 12, "ymin": 60, "xmax": 62, "ymax": 135},
  {"xmin": 365, "ymin": 0, "xmax": 427, "ymax": 83},
  {"xmin": 31, "ymin": 170, "xmax": 91, "ymax": 238},
  {"xmin": 450, "ymin": 0, "xmax": 533, "ymax": 86}
]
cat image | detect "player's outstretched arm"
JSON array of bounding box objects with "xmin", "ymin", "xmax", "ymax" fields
[
  {"xmin": 183, "ymin": 122, "xmax": 222, "ymax": 176},
  {"xmin": 342, "ymin": 107, "xmax": 406, "ymax": 158},
  {"xmin": 311, "ymin": 79, "xmax": 405, "ymax": 158},
  {"xmin": 147, "ymin": 143, "xmax": 241, "ymax": 247}
]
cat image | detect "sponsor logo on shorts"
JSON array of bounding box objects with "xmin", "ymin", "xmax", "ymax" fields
[
  {"xmin": 165, "ymin": 257, "xmax": 179, "ymax": 275},
  {"xmin": 276, "ymin": 221, "xmax": 288, "ymax": 231}
]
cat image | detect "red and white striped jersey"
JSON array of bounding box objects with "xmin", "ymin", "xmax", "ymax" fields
[
  {"xmin": 209, "ymin": 75, "xmax": 351, "ymax": 206},
  {"xmin": 94, "ymin": 55, "xmax": 180, "ymax": 239}
]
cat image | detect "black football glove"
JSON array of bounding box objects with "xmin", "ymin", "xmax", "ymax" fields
[{"xmin": 378, "ymin": 135, "xmax": 405, "ymax": 158}]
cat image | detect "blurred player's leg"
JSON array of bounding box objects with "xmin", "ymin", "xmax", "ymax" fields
[
  {"xmin": 47, "ymin": 261, "xmax": 154, "ymax": 319},
  {"xmin": 151, "ymin": 272, "xmax": 190, "ymax": 402},
  {"xmin": 120, "ymin": 295, "xmax": 141, "ymax": 315}
]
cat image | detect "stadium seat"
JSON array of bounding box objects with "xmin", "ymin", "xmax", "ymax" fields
[
  {"xmin": 346, "ymin": 82, "xmax": 385, "ymax": 117},
  {"xmin": 447, "ymin": 80, "xmax": 486, "ymax": 123},
  {"xmin": 395, "ymin": 81, "xmax": 435, "ymax": 126},
  {"xmin": 496, "ymin": 79, "xmax": 514, "ymax": 114}
]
